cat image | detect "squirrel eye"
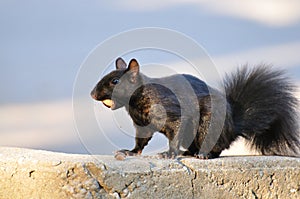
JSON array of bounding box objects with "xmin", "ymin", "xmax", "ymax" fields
[{"xmin": 111, "ymin": 78, "xmax": 120, "ymax": 85}]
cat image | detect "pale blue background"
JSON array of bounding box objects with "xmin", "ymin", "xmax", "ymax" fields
[{"xmin": 1, "ymin": 1, "xmax": 299, "ymax": 154}]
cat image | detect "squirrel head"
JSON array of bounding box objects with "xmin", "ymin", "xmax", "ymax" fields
[{"xmin": 91, "ymin": 57, "xmax": 142, "ymax": 110}]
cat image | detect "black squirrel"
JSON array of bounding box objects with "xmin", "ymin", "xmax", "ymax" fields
[{"xmin": 91, "ymin": 57, "xmax": 300, "ymax": 159}]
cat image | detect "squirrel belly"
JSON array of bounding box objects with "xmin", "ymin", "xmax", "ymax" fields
[{"xmin": 91, "ymin": 58, "xmax": 300, "ymax": 159}]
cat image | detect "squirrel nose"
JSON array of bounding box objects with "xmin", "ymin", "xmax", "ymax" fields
[{"xmin": 90, "ymin": 90, "xmax": 97, "ymax": 100}]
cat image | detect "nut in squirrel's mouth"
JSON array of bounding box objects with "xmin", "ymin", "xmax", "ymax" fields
[{"xmin": 101, "ymin": 99, "xmax": 115, "ymax": 109}]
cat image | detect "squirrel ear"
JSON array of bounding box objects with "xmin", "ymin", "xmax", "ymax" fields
[
  {"xmin": 116, "ymin": 57, "xmax": 127, "ymax": 69},
  {"xmin": 127, "ymin": 59, "xmax": 139, "ymax": 82}
]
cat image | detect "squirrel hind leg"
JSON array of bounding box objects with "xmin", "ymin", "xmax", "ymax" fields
[
  {"xmin": 181, "ymin": 141, "xmax": 200, "ymax": 156},
  {"xmin": 195, "ymin": 132, "xmax": 235, "ymax": 159},
  {"xmin": 182, "ymin": 138, "xmax": 224, "ymax": 159},
  {"xmin": 193, "ymin": 146, "xmax": 224, "ymax": 159}
]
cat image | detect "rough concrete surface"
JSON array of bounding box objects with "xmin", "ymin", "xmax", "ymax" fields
[{"xmin": 0, "ymin": 147, "xmax": 299, "ymax": 199}]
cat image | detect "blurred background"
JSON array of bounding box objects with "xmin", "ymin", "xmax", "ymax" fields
[{"xmin": 1, "ymin": 0, "xmax": 300, "ymax": 155}]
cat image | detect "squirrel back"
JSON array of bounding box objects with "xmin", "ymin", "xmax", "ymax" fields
[{"xmin": 91, "ymin": 58, "xmax": 300, "ymax": 158}]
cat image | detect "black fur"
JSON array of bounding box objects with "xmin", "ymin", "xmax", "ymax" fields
[
  {"xmin": 224, "ymin": 65, "xmax": 299, "ymax": 156},
  {"xmin": 91, "ymin": 58, "xmax": 300, "ymax": 158}
]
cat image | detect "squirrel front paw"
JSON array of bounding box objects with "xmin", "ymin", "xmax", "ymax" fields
[
  {"xmin": 114, "ymin": 149, "xmax": 140, "ymax": 161},
  {"xmin": 116, "ymin": 149, "xmax": 141, "ymax": 156}
]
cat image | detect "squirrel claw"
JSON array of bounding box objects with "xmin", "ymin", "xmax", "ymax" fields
[
  {"xmin": 114, "ymin": 149, "xmax": 141, "ymax": 160},
  {"xmin": 157, "ymin": 151, "xmax": 177, "ymax": 159},
  {"xmin": 114, "ymin": 151, "xmax": 126, "ymax": 161},
  {"xmin": 195, "ymin": 152, "xmax": 220, "ymax": 159},
  {"xmin": 195, "ymin": 153, "xmax": 210, "ymax": 159},
  {"xmin": 116, "ymin": 149, "xmax": 140, "ymax": 156}
]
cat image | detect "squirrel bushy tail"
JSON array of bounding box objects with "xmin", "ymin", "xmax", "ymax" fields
[{"xmin": 224, "ymin": 65, "xmax": 299, "ymax": 156}]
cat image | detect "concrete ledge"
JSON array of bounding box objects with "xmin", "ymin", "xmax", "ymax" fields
[{"xmin": 0, "ymin": 147, "xmax": 299, "ymax": 198}]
